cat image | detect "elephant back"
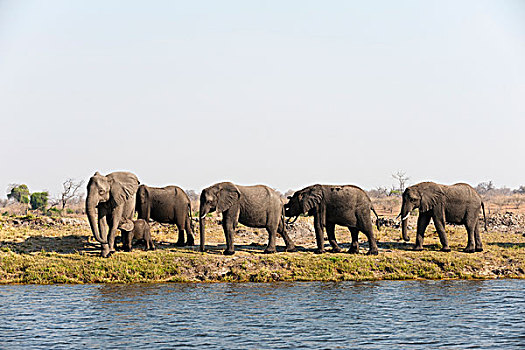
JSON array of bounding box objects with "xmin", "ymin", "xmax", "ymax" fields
[{"xmin": 137, "ymin": 185, "xmax": 191, "ymax": 224}]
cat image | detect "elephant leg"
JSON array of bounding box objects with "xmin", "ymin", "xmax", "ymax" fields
[
  {"xmin": 313, "ymin": 214, "xmax": 325, "ymax": 254},
  {"xmin": 414, "ymin": 214, "xmax": 431, "ymax": 251},
  {"xmin": 348, "ymin": 227, "xmax": 359, "ymax": 254},
  {"xmin": 222, "ymin": 211, "xmax": 236, "ymax": 255},
  {"xmin": 264, "ymin": 226, "xmax": 277, "ymax": 254},
  {"xmin": 107, "ymin": 205, "xmax": 124, "ymax": 256},
  {"xmin": 147, "ymin": 237, "xmax": 156, "ymax": 250},
  {"xmin": 462, "ymin": 218, "xmax": 477, "ymax": 253},
  {"xmin": 432, "ymin": 213, "xmax": 450, "ymax": 252},
  {"xmin": 175, "ymin": 223, "xmax": 185, "ymax": 247},
  {"xmin": 362, "ymin": 222, "xmax": 378, "ymax": 255},
  {"xmin": 98, "ymin": 215, "xmax": 110, "ymax": 257},
  {"xmin": 277, "ymin": 225, "xmax": 296, "ymax": 252},
  {"xmin": 474, "ymin": 220, "xmax": 483, "ymax": 252},
  {"xmin": 325, "ymin": 223, "xmax": 341, "ymax": 253},
  {"xmin": 185, "ymin": 216, "xmax": 195, "ymax": 246},
  {"xmin": 122, "ymin": 230, "xmax": 133, "ymax": 252}
]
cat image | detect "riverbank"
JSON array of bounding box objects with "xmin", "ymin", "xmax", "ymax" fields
[{"xmin": 0, "ymin": 216, "xmax": 523, "ymax": 283}]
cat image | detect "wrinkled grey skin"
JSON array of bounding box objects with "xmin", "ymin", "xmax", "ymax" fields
[
  {"xmin": 199, "ymin": 182, "xmax": 296, "ymax": 255},
  {"xmin": 136, "ymin": 185, "xmax": 194, "ymax": 246},
  {"xmin": 86, "ymin": 171, "xmax": 140, "ymax": 257},
  {"xmin": 122, "ymin": 219, "xmax": 155, "ymax": 251},
  {"xmin": 285, "ymin": 184, "xmax": 379, "ymax": 255},
  {"xmin": 400, "ymin": 182, "xmax": 487, "ymax": 253}
]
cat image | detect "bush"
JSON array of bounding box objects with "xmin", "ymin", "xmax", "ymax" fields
[
  {"xmin": 30, "ymin": 192, "xmax": 49, "ymax": 211},
  {"xmin": 7, "ymin": 184, "xmax": 30, "ymax": 204},
  {"xmin": 46, "ymin": 207, "xmax": 62, "ymax": 217}
]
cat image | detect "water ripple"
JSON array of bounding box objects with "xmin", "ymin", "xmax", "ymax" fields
[{"xmin": 0, "ymin": 280, "xmax": 524, "ymax": 349}]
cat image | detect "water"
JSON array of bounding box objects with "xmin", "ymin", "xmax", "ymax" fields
[{"xmin": 0, "ymin": 280, "xmax": 523, "ymax": 349}]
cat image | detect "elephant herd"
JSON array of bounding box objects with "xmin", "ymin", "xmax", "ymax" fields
[{"xmin": 86, "ymin": 171, "xmax": 487, "ymax": 258}]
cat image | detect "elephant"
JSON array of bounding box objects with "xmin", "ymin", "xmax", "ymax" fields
[
  {"xmin": 400, "ymin": 182, "xmax": 487, "ymax": 253},
  {"xmin": 121, "ymin": 219, "xmax": 155, "ymax": 251},
  {"xmin": 199, "ymin": 182, "xmax": 296, "ymax": 255},
  {"xmin": 284, "ymin": 184, "xmax": 380, "ymax": 255},
  {"xmin": 136, "ymin": 185, "xmax": 194, "ymax": 247},
  {"xmin": 86, "ymin": 171, "xmax": 140, "ymax": 257}
]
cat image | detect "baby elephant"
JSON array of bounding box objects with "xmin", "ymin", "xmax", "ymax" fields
[{"xmin": 122, "ymin": 219, "xmax": 155, "ymax": 251}]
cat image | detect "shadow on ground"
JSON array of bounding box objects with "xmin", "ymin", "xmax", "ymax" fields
[
  {"xmin": 488, "ymin": 242, "xmax": 525, "ymax": 249},
  {"xmin": 0, "ymin": 235, "xmax": 99, "ymax": 254}
]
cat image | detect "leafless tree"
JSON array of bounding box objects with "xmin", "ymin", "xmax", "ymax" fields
[
  {"xmin": 368, "ymin": 186, "xmax": 389, "ymax": 198},
  {"xmin": 392, "ymin": 171, "xmax": 410, "ymax": 193},
  {"xmin": 284, "ymin": 189, "xmax": 295, "ymax": 198},
  {"xmin": 185, "ymin": 189, "xmax": 199, "ymax": 202},
  {"xmin": 60, "ymin": 178, "xmax": 84, "ymax": 210}
]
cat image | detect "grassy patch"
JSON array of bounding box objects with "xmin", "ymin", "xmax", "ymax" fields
[{"xmin": 0, "ymin": 216, "xmax": 524, "ymax": 284}]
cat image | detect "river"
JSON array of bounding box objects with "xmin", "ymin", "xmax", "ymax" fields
[{"xmin": 0, "ymin": 280, "xmax": 523, "ymax": 349}]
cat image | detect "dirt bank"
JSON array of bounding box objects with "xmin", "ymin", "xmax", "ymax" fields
[{"xmin": 0, "ymin": 215, "xmax": 523, "ymax": 283}]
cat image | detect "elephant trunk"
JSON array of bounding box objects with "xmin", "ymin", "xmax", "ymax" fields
[
  {"xmin": 400, "ymin": 203, "xmax": 411, "ymax": 242},
  {"xmin": 199, "ymin": 206, "xmax": 208, "ymax": 252},
  {"xmin": 86, "ymin": 196, "xmax": 107, "ymax": 244},
  {"xmin": 199, "ymin": 216, "xmax": 206, "ymax": 252}
]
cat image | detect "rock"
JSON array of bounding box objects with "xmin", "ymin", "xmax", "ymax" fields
[
  {"xmin": 377, "ymin": 217, "xmax": 400, "ymax": 229},
  {"xmin": 487, "ymin": 212, "xmax": 524, "ymax": 233}
]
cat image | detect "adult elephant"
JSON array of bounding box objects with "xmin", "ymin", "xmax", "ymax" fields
[
  {"xmin": 86, "ymin": 171, "xmax": 140, "ymax": 257},
  {"xmin": 136, "ymin": 185, "xmax": 194, "ymax": 246},
  {"xmin": 199, "ymin": 182, "xmax": 296, "ymax": 255},
  {"xmin": 400, "ymin": 182, "xmax": 487, "ymax": 253},
  {"xmin": 284, "ymin": 184, "xmax": 379, "ymax": 255}
]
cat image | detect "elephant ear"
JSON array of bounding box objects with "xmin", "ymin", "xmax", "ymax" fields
[
  {"xmin": 108, "ymin": 172, "xmax": 140, "ymax": 206},
  {"xmin": 301, "ymin": 185, "xmax": 323, "ymax": 214},
  {"xmin": 419, "ymin": 183, "xmax": 445, "ymax": 212},
  {"xmin": 137, "ymin": 185, "xmax": 151, "ymax": 220},
  {"xmin": 217, "ymin": 183, "xmax": 241, "ymax": 213}
]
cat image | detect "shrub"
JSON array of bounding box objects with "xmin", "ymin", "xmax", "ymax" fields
[
  {"xmin": 30, "ymin": 192, "xmax": 49, "ymax": 211},
  {"xmin": 7, "ymin": 184, "xmax": 30, "ymax": 203},
  {"xmin": 46, "ymin": 207, "xmax": 62, "ymax": 217}
]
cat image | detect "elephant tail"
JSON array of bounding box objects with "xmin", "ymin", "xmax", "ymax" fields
[
  {"xmin": 371, "ymin": 207, "xmax": 381, "ymax": 231},
  {"xmin": 481, "ymin": 201, "xmax": 487, "ymax": 232}
]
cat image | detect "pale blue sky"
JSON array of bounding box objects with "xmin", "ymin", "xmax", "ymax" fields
[{"xmin": 1, "ymin": 0, "xmax": 524, "ymax": 197}]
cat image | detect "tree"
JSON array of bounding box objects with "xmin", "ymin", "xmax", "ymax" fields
[
  {"xmin": 392, "ymin": 171, "xmax": 410, "ymax": 193},
  {"xmin": 185, "ymin": 189, "xmax": 199, "ymax": 202},
  {"xmin": 368, "ymin": 187, "xmax": 389, "ymax": 198},
  {"xmin": 7, "ymin": 184, "xmax": 30, "ymax": 203},
  {"xmin": 30, "ymin": 191, "xmax": 49, "ymax": 211},
  {"xmin": 476, "ymin": 181, "xmax": 494, "ymax": 195},
  {"xmin": 60, "ymin": 178, "xmax": 84, "ymax": 210},
  {"xmin": 284, "ymin": 189, "xmax": 295, "ymax": 198},
  {"xmin": 513, "ymin": 186, "xmax": 525, "ymax": 194}
]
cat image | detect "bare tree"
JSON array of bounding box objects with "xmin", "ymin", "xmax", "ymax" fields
[
  {"xmin": 368, "ymin": 187, "xmax": 389, "ymax": 198},
  {"xmin": 184, "ymin": 189, "xmax": 199, "ymax": 202},
  {"xmin": 284, "ymin": 189, "xmax": 295, "ymax": 198},
  {"xmin": 392, "ymin": 170, "xmax": 410, "ymax": 193},
  {"xmin": 60, "ymin": 178, "xmax": 84, "ymax": 210}
]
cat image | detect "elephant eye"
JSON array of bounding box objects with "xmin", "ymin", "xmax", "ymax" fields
[{"xmin": 99, "ymin": 190, "xmax": 105, "ymax": 195}]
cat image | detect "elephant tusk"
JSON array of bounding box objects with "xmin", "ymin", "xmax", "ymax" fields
[
  {"xmin": 286, "ymin": 216, "xmax": 299, "ymax": 225},
  {"xmin": 401, "ymin": 213, "xmax": 411, "ymax": 221},
  {"xmin": 200, "ymin": 215, "xmax": 206, "ymax": 219}
]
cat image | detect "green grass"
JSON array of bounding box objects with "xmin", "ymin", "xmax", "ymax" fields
[{"xmin": 0, "ymin": 216, "xmax": 524, "ymax": 284}]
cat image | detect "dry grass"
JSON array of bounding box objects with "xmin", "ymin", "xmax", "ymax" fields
[{"xmin": 0, "ymin": 214, "xmax": 523, "ymax": 284}]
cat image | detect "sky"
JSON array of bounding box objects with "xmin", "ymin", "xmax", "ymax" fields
[{"xmin": 0, "ymin": 0, "xmax": 524, "ymax": 198}]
